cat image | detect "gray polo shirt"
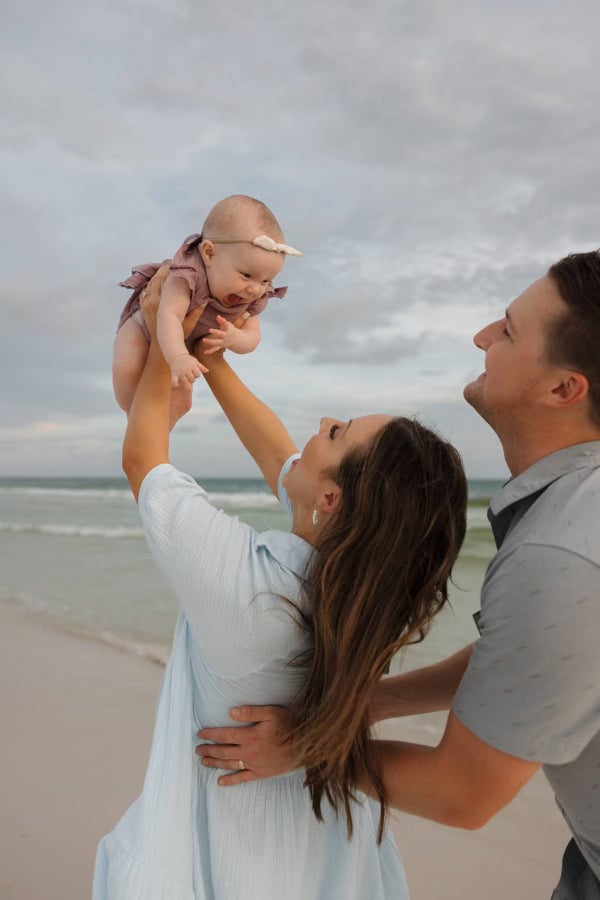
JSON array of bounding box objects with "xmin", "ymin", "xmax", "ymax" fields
[{"xmin": 452, "ymin": 442, "xmax": 600, "ymax": 880}]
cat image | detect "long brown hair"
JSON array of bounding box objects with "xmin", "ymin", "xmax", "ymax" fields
[{"xmin": 284, "ymin": 416, "xmax": 467, "ymax": 841}]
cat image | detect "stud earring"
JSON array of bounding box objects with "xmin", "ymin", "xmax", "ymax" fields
[{"xmin": 312, "ymin": 509, "xmax": 319, "ymax": 527}]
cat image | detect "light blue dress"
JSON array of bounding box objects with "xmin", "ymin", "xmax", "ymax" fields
[{"xmin": 93, "ymin": 459, "xmax": 409, "ymax": 899}]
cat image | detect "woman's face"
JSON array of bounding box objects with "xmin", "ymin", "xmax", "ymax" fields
[{"xmin": 284, "ymin": 414, "xmax": 392, "ymax": 510}]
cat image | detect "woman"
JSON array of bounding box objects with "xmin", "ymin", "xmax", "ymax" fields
[{"xmin": 93, "ymin": 268, "xmax": 467, "ymax": 899}]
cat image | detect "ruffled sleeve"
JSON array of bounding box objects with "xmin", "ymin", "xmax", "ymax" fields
[
  {"xmin": 246, "ymin": 284, "xmax": 288, "ymax": 317},
  {"xmin": 169, "ymin": 234, "xmax": 203, "ymax": 294},
  {"xmin": 119, "ymin": 263, "xmax": 163, "ymax": 292}
]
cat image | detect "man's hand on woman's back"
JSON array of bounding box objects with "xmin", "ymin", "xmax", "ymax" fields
[{"xmin": 196, "ymin": 705, "xmax": 294, "ymax": 785}]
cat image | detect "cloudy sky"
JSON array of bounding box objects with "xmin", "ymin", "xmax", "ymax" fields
[{"xmin": 2, "ymin": 0, "xmax": 598, "ymax": 478}]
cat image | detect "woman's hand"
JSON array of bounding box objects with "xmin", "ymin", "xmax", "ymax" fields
[{"xmin": 196, "ymin": 705, "xmax": 296, "ymax": 785}]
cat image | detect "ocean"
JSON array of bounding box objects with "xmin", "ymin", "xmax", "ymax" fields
[{"xmin": 0, "ymin": 476, "xmax": 501, "ymax": 680}]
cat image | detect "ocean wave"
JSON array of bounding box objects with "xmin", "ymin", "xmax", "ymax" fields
[
  {"xmin": 0, "ymin": 598, "xmax": 171, "ymax": 666},
  {"xmin": 0, "ymin": 505, "xmax": 492, "ymax": 541},
  {"xmin": 0, "ymin": 486, "xmax": 131, "ymax": 500},
  {"xmin": 207, "ymin": 491, "xmax": 278, "ymax": 509},
  {"xmin": 466, "ymin": 506, "xmax": 491, "ymax": 529},
  {"xmin": 0, "ymin": 521, "xmax": 144, "ymax": 539},
  {"xmin": 67, "ymin": 625, "xmax": 171, "ymax": 666},
  {"xmin": 0, "ymin": 485, "xmax": 278, "ymax": 509}
]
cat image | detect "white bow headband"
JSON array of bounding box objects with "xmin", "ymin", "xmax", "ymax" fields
[{"xmin": 208, "ymin": 234, "xmax": 302, "ymax": 256}]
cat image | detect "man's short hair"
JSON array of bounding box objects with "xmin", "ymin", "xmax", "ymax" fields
[{"xmin": 547, "ymin": 250, "xmax": 600, "ymax": 427}]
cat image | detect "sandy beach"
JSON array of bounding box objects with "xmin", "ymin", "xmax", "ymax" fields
[{"xmin": 0, "ymin": 602, "xmax": 569, "ymax": 900}]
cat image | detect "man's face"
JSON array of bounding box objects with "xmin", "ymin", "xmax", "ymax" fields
[{"xmin": 464, "ymin": 275, "xmax": 569, "ymax": 429}]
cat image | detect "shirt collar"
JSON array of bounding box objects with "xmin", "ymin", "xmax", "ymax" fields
[
  {"xmin": 487, "ymin": 441, "xmax": 600, "ymax": 549},
  {"xmin": 254, "ymin": 529, "xmax": 314, "ymax": 581},
  {"xmin": 489, "ymin": 441, "xmax": 600, "ymax": 518}
]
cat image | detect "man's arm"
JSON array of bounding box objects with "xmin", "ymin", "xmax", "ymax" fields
[
  {"xmin": 196, "ymin": 645, "xmax": 475, "ymax": 784},
  {"xmin": 122, "ymin": 268, "xmax": 204, "ymax": 500},
  {"xmin": 372, "ymin": 645, "xmax": 474, "ymax": 721},
  {"xmin": 196, "ymin": 704, "xmax": 540, "ymax": 822},
  {"xmin": 373, "ymin": 711, "xmax": 540, "ymax": 829}
]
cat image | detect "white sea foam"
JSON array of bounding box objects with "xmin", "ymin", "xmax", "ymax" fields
[
  {"xmin": 0, "ymin": 521, "xmax": 144, "ymax": 539},
  {"xmin": 0, "ymin": 501, "xmax": 490, "ymax": 540},
  {"xmin": 0, "ymin": 597, "xmax": 171, "ymax": 666},
  {"xmin": 465, "ymin": 506, "xmax": 491, "ymax": 529},
  {"xmin": 68, "ymin": 625, "xmax": 171, "ymax": 666},
  {"xmin": 0, "ymin": 485, "xmax": 277, "ymax": 508},
  {"xmin": 207, "ymin": 492, "xmax": 278, "ymax": 509},
  {"xmin": 0, "ymin": 486, "xmax": 131, "ymax": 499},
  {"xmin": 1, "ymin": 478, "xmax": 492, "ymax": 668}
]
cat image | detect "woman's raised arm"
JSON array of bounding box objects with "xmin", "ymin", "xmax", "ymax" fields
[
  {"xmin": 195, "ymin": 345, "xmax": 297, "ymax": 496},
  {"xmin": 122, "ymin": 266, "xmax": 205, "ymax": 500}
]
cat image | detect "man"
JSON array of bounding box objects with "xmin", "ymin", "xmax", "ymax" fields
[{"xmin": 197, "ymin": 251, "xmax": 600, "ymax": 899}]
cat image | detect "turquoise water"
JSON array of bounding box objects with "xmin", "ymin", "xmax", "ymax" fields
[{"xmin": 0, "ymin": 477, "xmax": 500, "ymax": 667}]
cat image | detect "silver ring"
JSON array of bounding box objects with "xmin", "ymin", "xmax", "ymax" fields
[{"xmin": 238, "ymin": 759, "xmax": 245, "ymax": 770}]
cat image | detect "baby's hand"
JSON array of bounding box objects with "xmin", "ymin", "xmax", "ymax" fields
[
  {"xmin": 169, "ymin": 353, "xmax": 206, "ymax": 390},
  {"xmin": 202, "ymin": 315, "xmax": 249, "ymax": 355}
]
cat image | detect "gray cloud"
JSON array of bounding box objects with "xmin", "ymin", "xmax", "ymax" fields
[{"xmin": 1, "ymin": 0, "xmax": 599, "ymax": 473}]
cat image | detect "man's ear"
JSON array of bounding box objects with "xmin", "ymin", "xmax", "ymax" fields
[
  {"xmin": 549, "ymin": 370, "xmax": 589, "ymax": 409},
  {"xmin": 200, "ymin": 240, "xmax": 215, "ymax": 266}
]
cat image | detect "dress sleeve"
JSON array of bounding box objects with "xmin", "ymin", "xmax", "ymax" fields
[
  {"xmin": 246, "ymin": 283, "xmax": 287, "ymax": 316},
  {"xmin": 137, "ymin": 462, "xmax": 304, "ymax": 676},
  {"xmin": 277, "ymin": 454, "xmax": 300, "ymax": 517},
  {"xmin": 245, "ymin": 296, "xmax": 269, "ymax": 317},
  {"xmin": 452, "ymin": 543, "xmax": 600, "ymax": 764},
  {"xmin": 138, "ymin": 465, "xmax": 254, "ymax": 653}
]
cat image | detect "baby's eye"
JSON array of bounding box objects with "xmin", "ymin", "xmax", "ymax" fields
[
  {"xmin": 329, "ymin": 424, "xmax": 340, "ymax": 440},
  {"xmin": 240, "ymin": 272, "xmax": 251, "ymax": 279}
]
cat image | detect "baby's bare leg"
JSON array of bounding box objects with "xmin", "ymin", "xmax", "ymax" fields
[{"xmin": 112, "ymin": 317, "xmax": 149, "ymax": 414}]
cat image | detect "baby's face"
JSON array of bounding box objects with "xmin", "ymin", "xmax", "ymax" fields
[{"xmin": 203, "ymin": 242, "xmax": 285, "ymax": 307}]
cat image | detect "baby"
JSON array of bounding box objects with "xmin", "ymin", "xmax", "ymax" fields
[{"xmin": 113, "ymin": 194, "xmax": 301, "ymax": 424}]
